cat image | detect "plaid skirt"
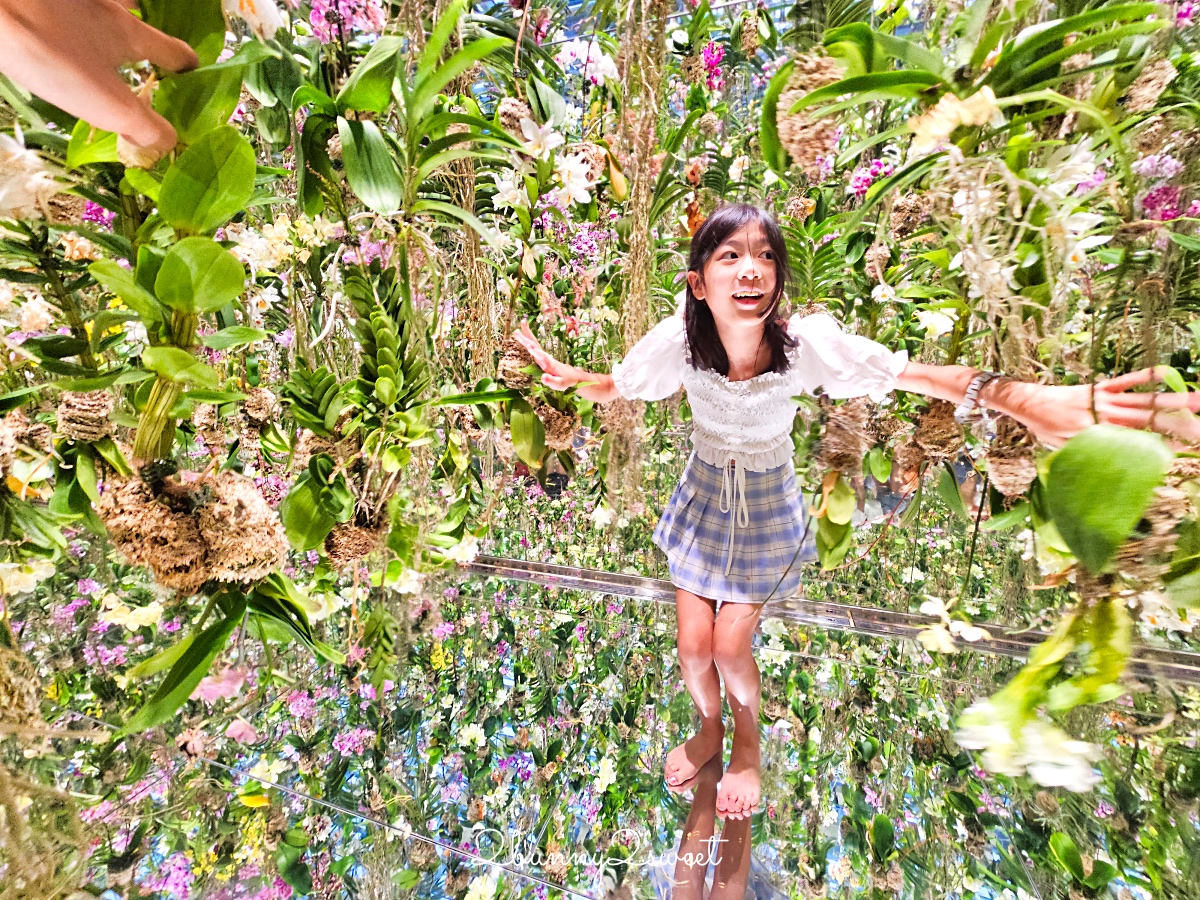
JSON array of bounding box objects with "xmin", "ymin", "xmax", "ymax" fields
[{"xmin": 652, "ymin": 454, "xmax": 817, "ymax": 606}]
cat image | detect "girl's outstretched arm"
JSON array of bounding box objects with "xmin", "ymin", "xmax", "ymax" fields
[
  {"xmin": 512, "ymin": 322, "xmax": 621, "ymax": 404},
  {"xmin": 894, "ymin": 362, "xmax": 1200, "ymax": 447}
]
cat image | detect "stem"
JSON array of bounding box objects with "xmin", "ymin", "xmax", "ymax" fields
[
  {"xmin": 132, "ymin": 377, "xmax": 184, "ymax": 461},
  {"xmin": 959, "ymin": 472, "xmax": 990, "ymax": 607},
  {"xmin": 42, "ymin": 255, "xmax": 98, "ymax": 370},
  {"xmin": 131, "ymin": 311, "xmax": 197, "ymax": 462}
]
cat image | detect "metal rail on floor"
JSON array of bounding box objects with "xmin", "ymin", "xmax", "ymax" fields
[{"xmin": 462, "ymin": 555, "xmax": 1200, "ymax": 687}]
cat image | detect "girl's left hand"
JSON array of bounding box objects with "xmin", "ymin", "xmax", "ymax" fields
[{"xmin": 1000, "ymin": 367, "xmax": 1200, "ymax": 447}]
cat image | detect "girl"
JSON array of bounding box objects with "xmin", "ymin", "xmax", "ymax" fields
[{"xmin": 514, "ymin": 202, "xmax": 1197, "ymax": 821}]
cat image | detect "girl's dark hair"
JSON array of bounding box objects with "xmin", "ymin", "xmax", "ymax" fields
[{"xmin": 684, "ymin": 203, "xmax": 796, "ymax": 377}]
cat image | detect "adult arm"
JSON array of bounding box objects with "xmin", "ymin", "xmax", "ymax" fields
[
  {"xmin": 0, "ymin": 0, "xmax": 198, "ymax": 156},
  {"xmin": 894, "ymin": 361, "xmax": 1200, "ymax": 447}
]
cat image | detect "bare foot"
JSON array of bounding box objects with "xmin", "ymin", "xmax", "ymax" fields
[
  {"xmin": 665, "ymin": 721, "xmax": 725, "ymax": 791},
  {"xmin": 715, "ymin": 728, "xmax": 760, "ymax": 819}
]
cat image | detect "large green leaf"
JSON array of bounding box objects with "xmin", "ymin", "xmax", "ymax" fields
[
  {"xmin": 509, "ymin": 398, "xmax": 546, "ymax": 467},
  {"xmin": 154, "ymin": 65, "xmax": 245, "ymax": 144},
  {"xmin": 407, "ymin": 37, "xmax": 510, "ymax": 128},
  {"xmin": 142, "ymin": 0, "xmax": 226, "ymax": 66},
  {"xmin": 159, "ymin": 126, "xmax": 256, "ymax": 235},
  {"xmin": 155, "ymin": 237, "xmax": 246, "ymax": 314},
  {"xmin": 337, "ymin": 118, "xmax": 402, "ymax": 215},
  {"xmin": 336, "ymin": 37, "xmax": 403, "ymax": 114},
  {"xmin": 67, "ymin": 121, "xmax": 118, "ymax": 167},
  {"xmin": 117, "ymin": 595, "xmax": 247, "ymax": 736},
  {"xmin": 141, "ymin": 346, "xmax": 220, "ymax": 389},
  {"xmin": 202, "ymin": 326, "xmax": 267, "ymax": 350},
  {"xmin": 410, "ymin": 199, "xmax": 502, "ymax": 251},
  {"xmin": 789, "ymin": 71, "xmax": 943, "ymax": 114},
  {"xmin": 89, "ymin": 260, "xmax": 165, "ymax": 328},
  {"xmin": 1046, "ymin": 425, "xmax": 1172, "ymax": 573}
]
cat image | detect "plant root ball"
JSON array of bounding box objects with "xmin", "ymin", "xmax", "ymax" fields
[
  {"xmin": 96, "ymin": 479, "xmax": 211, "ymax": 594},
  {"xmin": 195, "ymin": 471, "xmax": 289, "ymax": 583},
  {"xmin": 497, "ymin": 336, "xmax": 536, "ymax": 389},
  {"xmin": 56, "ymin": 390, "xmax": 114, "ymax": 442},
  {"xmin": 985, "ymin": 416, "xmax": 1038, "ymax": 498},
  {"xmin": 324, "ymin": 522, "xmax": 386, "ymax": 570},
  {"xmin": 914, "ymin": 399, "xmax": 964, "ymax": 461}
]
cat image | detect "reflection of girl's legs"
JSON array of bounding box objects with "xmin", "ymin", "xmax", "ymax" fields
[
  {"xmin": 708, "ymin": 815, "xmax": 752, "ymax": 900},
  {"xmin": 670, "ymin": 754, "xmax": 723, "ymax": 900},
  {"xmin": 711, "ymin": 602, "xmax": 764, "ymax": 819},
  {"xmin": 665, "ymin": 589, "xmax": 724, "ymax": 789}
]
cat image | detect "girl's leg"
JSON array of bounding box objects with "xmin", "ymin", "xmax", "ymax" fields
[
  {"xmin": 665, "ymin": 588, "xmax": 725, "ymax": 789},
  {"xmin": 710, "ymin": 601, "xmax": 764, "ymax": 819},
  {"xmin": 707, "ymin": 815, "xmax": 752, "ymax": 900},
  {"xmin": 670, "ymin": 754, "xmax": 723, "ymax": 900}
]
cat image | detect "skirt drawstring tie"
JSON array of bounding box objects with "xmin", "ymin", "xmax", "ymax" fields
[{"xmin": 718, "ymin": 458, "xmax": 749, "ymax": 576}]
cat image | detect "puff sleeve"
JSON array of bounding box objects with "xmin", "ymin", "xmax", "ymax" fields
[
  {"xmin": 610, "ymin": 312, "xmax": 687, "ymax": 401},
  {"xmin": 787, "ymin": 313, "xmax": 909, "ymax": 402}
]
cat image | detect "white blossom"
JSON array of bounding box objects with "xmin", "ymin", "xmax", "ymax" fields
[
  {"xmin": 915, "ymin": 308, "xmax": 958, "ymax": 338},
  {"xmin": 519, "ymin": 118, "xmax": 565, "ymax": 161},
  {"xmin": 0, "ymin": 130, "xmax": 59, "ymax": 221},
  {"xmin": 595, "ymin": 756, "xmax": 617, "ymax": 793},
  {"xmin": 222, "ymin": 0, "xmax": 285, "ymax": 40},
  {"xmin": 444, "ymin": 534, "xmax": 480, "ymax": 564},
  {"xmin": 553, "ymin": 153, "xmax": 594, "ymax": 207},
  {"xmin": 491, "ymin": 174, "xmax": 526, "ymax": 211}
]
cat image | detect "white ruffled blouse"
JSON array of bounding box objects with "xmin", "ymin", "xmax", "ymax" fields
[{"xmin": 611, "ymin": 309, "xmax": 909, "ymax": 472}]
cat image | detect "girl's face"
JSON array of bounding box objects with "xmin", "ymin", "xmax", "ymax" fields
[{"xmin": 686, "ymin": 223, "xmax": 778, "ymax": 332}]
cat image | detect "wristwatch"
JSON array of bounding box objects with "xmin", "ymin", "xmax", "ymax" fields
[{"xmin": 954, "ymin": 371, "xmax": 1003, "ymax": 424}]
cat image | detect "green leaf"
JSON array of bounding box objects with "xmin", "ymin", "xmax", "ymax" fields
[
  {"xmin": 142, "ymin": 0, "xmax": 226, "ymax": 66},
  {"xmin": 117, "ymin": 596, "xmax": 247, "ymax": 736},
  {"xmin": 826, "ymin": 474, "xmax": 856, "ymax": 525},
  {"xmin": 870, "ymin": 814, "xmax": 895, "ymax": 864},
  {"xmin": 789, "ymin": 71, "xmax": 943, "ymax": 114},
  {"xmin": 509, "ymin": 398, "xmax": 546, "ymax": 468},
  {"xmin": 202, "ymin": 326, "xmax": 268, "ymax": 350},
  {"xmin": 337, "ymin": 118, "xmax": 402, "ymax": 215},
  {"xmin": 408, "ymin": 37, "xmax": 509, "ymax": 127},
  {"xmin": 983, "ymin": 500, "xmax": 1030, "ymax": 531},
  {"xmin": 817, "ymin": 516, "xmax": 853, "ymax": 570},
  {"xmin": 0, "ymin": 386, "xmax": 41, "ymax": 413},
  {"xmin": 279, "ymin": 471, "xmax": 338, "ymax": 551},
  {"xmin": 410, "ymin": 198, "xmax": 502, "ymax": 251},
  {"xmin": 67, "ymin": 121, "xmax": 117, "ymax": 167},
  {"xmin": 423, "ymin": 387, "xmax": 523, "ymax": 407},
  {"xmin": 866, "ymin": 446, "xmax": 891, "ymax": 482},
  {"xmin": 159, "ymin": 126, "xmax": 257, "ymax": 235},
  {"xmin": 154, "ymin": 65, "xmax": 244, "ymax": 144},
  {"xmin": 1160, "ymin": 366, "xmax": 1188, "ymax": 393},
  {"xmin": 1170, "ymin": 232, "xmax": 1200, "ymax": 253},
  {"xmin": 1046, "ymin": 425, "xmax": 1173, "ymax": 573},
  {"xmin": 1049, "ymin": 832, "xmax": 1086, "ymax": 882},
  {"xmin": 126, "ymin": 632, "xmax": 197, "ymax": 680},
  {"xmin": 89, "ymin": 260, "xmax": 165, "ymax": 327},
  {"xmin": 141, "ymin": 347, "xmax": 220, "ymax": 389},
  {"xmin": 936, "ymin": 463, "xmax": 971, "ymax": 521},
  {"xmin": 336, "ymin": 37, "xmax": 403, "ymax": 114},
  {"xmin": 276, "ymin": 842, "xmax": 313, "ymax": 895},
  {"xmin": 155, "ymin": 237, "xmax": 246, "ymax": 314}
]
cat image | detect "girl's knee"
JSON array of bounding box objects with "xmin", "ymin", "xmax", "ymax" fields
[
  {"xmin": 677, "ymin": 628, "xmax": 714, "ymax": 668},
  {"xmin": 711, "ymin": 630, "xmax": 750, "ymax": 671}
]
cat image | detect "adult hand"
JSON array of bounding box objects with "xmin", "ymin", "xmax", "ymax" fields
[
  {"xmin": 512, "ymin": 322, "xmax": 582, "ymax": 391},
  {"xmin": 995, "ymin": 367, "xmax": 1200, "ymax": 447},
  {"xmin": 0, "ymin": 0, "xmax": 198, "ymax": 157}
]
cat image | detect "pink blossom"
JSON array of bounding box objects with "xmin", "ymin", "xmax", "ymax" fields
[
  {"xmin": 226, "ymin": 717, "xmax": 260, "ymax": 744},
  {"xmin": 1141, "ymin": 183, "xmax": 1183, "ymax": 220},
  {"xmin": 191, "ymin": 667, "xmax": 247, "ymax": 704}
]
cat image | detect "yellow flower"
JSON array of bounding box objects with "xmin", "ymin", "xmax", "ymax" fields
[{"xmin": 430, "ymin": 640, "xmax": 448, "ymax": 672}]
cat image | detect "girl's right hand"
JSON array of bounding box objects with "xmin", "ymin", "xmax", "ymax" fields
[{"xmin": 513, "ymin": 322, "xmax": 581, "ymax": 391}]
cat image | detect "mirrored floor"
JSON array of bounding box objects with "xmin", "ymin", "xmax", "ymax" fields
[{"xmin": 17, "ymin": 570, "xmax": 1197, "ymax": 900}]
